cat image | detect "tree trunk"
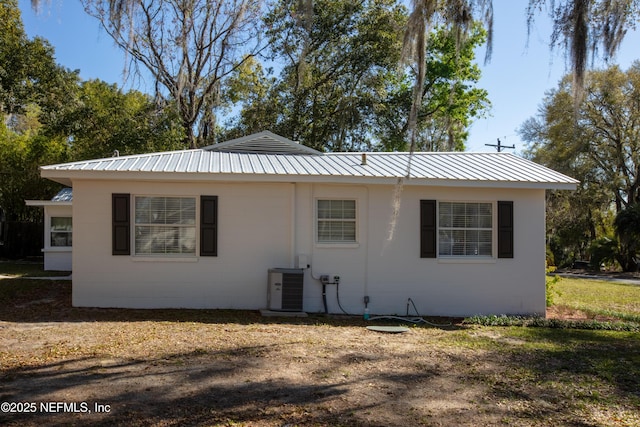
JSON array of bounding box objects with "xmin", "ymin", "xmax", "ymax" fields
[
  {"xmin": 183, "ymin": 120, "xmax": 197, "ymax": 149},
  {"xmin": 617, "ymin": 246, "xmax": 639, "ymax": 272}
]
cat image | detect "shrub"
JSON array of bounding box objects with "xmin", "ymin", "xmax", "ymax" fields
[{"xmin": 545, "ymin": 265, "xmax": 561, "ymax": 307}]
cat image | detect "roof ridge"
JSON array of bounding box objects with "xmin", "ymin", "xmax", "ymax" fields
[{"xmin": 204, "ymin": 131, "xmax": 323, "ymax": 155}]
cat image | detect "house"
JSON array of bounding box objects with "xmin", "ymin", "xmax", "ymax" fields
[
  {"xmin": 38, "ymin": 131, "xmax": 577, "ymax": 317},
  {"xmin": 25, "ymin": 188, "xmax": 73, "ymax": 271}
]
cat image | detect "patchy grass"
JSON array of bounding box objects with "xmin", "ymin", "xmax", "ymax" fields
[
  {"xmin": 0, "ymin": 266, "xmax": 639, "ymax": 426},
  {"xmin": 555, "ymin": 277, "xmax": 640, "ymax": 323},
  {"xmin": 464, "ymin": 276, "xmax": 640, "ymax": 333},
  {"xmin": 464, "ymin": 314, "xmax": 640, "ymax": 331}
]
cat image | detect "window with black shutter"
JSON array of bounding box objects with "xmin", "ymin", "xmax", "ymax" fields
[
  {"xmin": 420, "ymin": 200, "xmax": 437, "ymax": 258},
  {"xmin": 112, "ymin": 193, "xmax": 130, "ymax": 255},
  {"xmin": 200, "ymin": 196, "xmax": 218, "ymax": 256},
  {"xmin": 497, "ymin": 201, "xmax": 514, "ymax": 258},
  {"xmin": 422, "ymin": 200, "xmax": 510, "ymax": 259}
]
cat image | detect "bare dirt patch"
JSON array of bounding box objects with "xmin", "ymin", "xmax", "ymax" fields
[
  {"xmin": 1, "ymin": 280, "xmax": 639, "ymax": 426},
  {"xmin": 0, "ymin": 311, "xmax": 500, "ymax": 426}
]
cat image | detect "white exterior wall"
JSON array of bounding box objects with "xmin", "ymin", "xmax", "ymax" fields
[
  {"xmin": 368, "ymin": 185, "xmax": 545, "ymax": 316},
  {"xmin": 43, "ymin": 204, "xmax": 73, "ymax": 271},
  {"xmin": 71, "ymin": 179, "xmax": 547, "ymax": 316},
  {"xmin": 72, "ymin": 180, "xmax": 294, "ymax": 308},
  {"xmin": 294, "ymin": 184, "xmax": 546, "ymax": 317}
]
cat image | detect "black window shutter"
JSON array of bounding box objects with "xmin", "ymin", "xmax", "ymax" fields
[
  {"xmin": 112, "ymin": 193, "xmax": 130, "ymax": 255},
  {"xmin": 420, "ymin": 200, "xmax": 437, "ymax": 258},
  {"xmin": 200, "ymin": 196, "xmax": 218, "ymax": 256},
  {"xmin": 498, "ymin": 201, "xmax": 514, "ymax": 258}
]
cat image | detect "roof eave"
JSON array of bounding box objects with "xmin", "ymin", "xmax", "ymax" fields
[
  {"xmin": 25, "ymin": 200, "xmax": 73, "ymax": 207},
  {"xmin": 39, "ymin": 175, "xmax": 73, "ymax": 186}
]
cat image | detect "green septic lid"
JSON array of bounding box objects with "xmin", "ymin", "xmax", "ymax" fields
[{"xmin": 366, "ymin": 325, "xmax": 410, "ymax": 333}]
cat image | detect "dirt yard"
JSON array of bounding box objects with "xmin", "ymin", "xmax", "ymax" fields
[{"xmin": 1, "ymin": 280, "xmax": 639, "ymax": 426}]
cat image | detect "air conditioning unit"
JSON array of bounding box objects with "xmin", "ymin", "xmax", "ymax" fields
[{"xmin": 268, "ymin": 268, "xmax": 304, "ymax": 311}]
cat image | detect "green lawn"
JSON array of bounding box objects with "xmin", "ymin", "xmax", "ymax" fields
[
  {"xmin": 554, "ymin": 277, "xmax": 640, "ymax": 323},
  {"xmin": 453, "ymin": 276, "xmax": 640, "ymax": 426}
]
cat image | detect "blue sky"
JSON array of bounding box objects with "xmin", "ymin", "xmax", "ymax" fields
[{"xmin": 18, "ymin": 0, "xmax": 640, "ymax": 153}]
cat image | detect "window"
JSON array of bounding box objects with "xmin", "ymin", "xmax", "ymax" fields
[
  {"xmin": 317, "ymin": 199, "xmax": 356, "ymax": 243},
  {"xmin": 51, "ymin": 217, "xmax": 72, "ymax": 247},
  {"xmin": 113, "ymin": 194, "xmax": 217, "ymax": 257},
  {"xmin": 438, "ymin": 202, "xmax": 492, "ymax": 257},
  {"xmin": 134, "ymin": 196, "xmax": 196, "ymax": 255},
  {"xmin": 421, "ymin": 200, "xmax": 513, "ymax": 259}
]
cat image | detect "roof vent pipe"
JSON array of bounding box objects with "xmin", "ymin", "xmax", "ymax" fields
[{"xmin": 361, "ymin": 153, "xmax": 367, "ymax": 166}]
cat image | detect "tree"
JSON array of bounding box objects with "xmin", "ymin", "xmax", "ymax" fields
[
  {"xmin": 526, "ymin": 0, "xmax": 640, "ymax": 99},
  {"xmin": 0, "ymin": 0, "xmax": 75, "ymax": 221},
  {"xmin": 521, "ymin": 63, "xmax": 640, "ymax": 270},
  {"xmin": 218, "ymin": 56, "xmax": 278, "ymax": 140},
  {"xmin": 1, "ymin": 0, "xmax": 79, "ymax": 118},
  {"xmin": 239, "ymin": 0, "xmax": 407, "ymax": 152},
  {"xmin": 0, "ymin": 119, "xmax": 67, "ymax": 221},
  {"xmin": 29, "ymin": 0, "xmax": 640, "ymax": 137},
  {"xmin": 614, "ymin": 203, "xmax": 640, "ymax": 271},
  {"xmin": 1, "ymin": 0, "xmax": 34, "ymax": 115},
  {"xmin": 401, "ymin": 0, "xmax": 493, "ymax": 150},
  {"xmin": 401, "ymin": 0, "xmax": 640, "ymax": 146},
  {"xmin": 377, "ymin": 23, "xmax": 489, "ymax": 152},
  {"xmin": 520, "ymin": 82, "xmax": 609, "ymax": 265},
  {"xmin": 523, "ymin": 64, "xmax": 640, "ymax": 211},
  {"xmin": 1, "ymin": 0, "xmax": 185, "ymax": 223},
  {"xmin": 45, "ymin": 79, "xmax": 184, "ymax": 160},
  {"xmin": 82, "ymin": 0, "xmax": 265, "ymax": 149},
  {"xmin": 224, "ymin": 0, "xmax": 487, "ymax": 152}
]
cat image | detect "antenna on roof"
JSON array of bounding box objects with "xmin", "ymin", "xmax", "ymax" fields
[{"xmin": 485, "ymin": 138, "xmax": 515, "ymax": 153}]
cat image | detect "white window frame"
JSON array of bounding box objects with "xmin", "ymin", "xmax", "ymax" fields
[
  {"xmin": 315, "ymin": 199, "xmax": 358, "ymax": 244},
  {"xmin": 437, "ymin": 201, "xmax": 494, "ymax": 258},
  {"xmin": 133, "ymin": 196, "xmax": 197, "ymax": 256},
  {"xmin": 50, "ymin": 216, "xmax": 72, "ymax": 248}
]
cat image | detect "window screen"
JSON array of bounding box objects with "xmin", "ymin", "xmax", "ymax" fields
[
  {"xmin": 51, "ymin": 217, "xmax": 72, "ymax": 247},
  {"xmin": 438, "ymin": 202, "xmax": 492, "ymax": 256},
  {"xmin": 317, "ymin": 200, "xmax": 356, "ymax": 243},
  {"xmin": 134, "ymin": 197, "xmax": 196, "ymax": 255}
]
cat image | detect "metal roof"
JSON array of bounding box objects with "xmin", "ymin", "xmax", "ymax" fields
[
  {"xmin": 203, "ymin": 130, "xmax": 323, "ymax": 155},
  {"xmin": 25, "ymin": 187, "xmax": 73, "ymax": 206},
  {"xmin": 41, "ymin": 149, "xmax": 578, "ymax": 189},
  {"xmin": 52, "ymin": 187, "xmax": 73, "ymax": 202}
]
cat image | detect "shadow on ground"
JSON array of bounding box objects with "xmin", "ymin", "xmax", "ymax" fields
[
  {"xmin": 0, "ymin": 278, "xmax": 463, "ymax": 329},
  {"xmin": 2, "ymin": 330, "xmax": 639, "ymax": 426}
]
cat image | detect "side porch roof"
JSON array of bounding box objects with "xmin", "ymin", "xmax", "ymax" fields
[{"xmin": 25, "ymin": 187, "xmax": 73, "ymax": 207}]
